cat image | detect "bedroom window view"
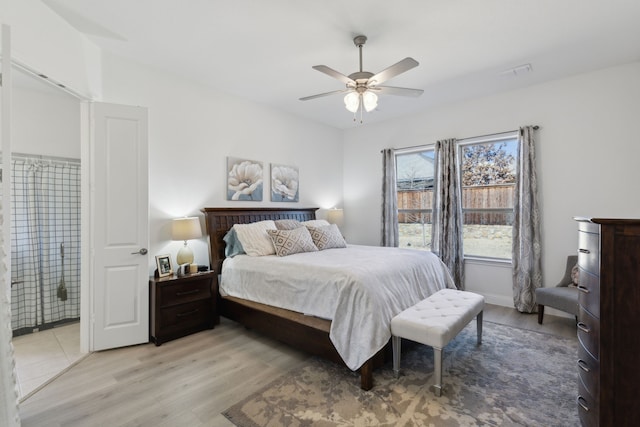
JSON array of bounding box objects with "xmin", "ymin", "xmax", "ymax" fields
[
  {"xmin": 395, "ymin": 149, "xmax": 435, "ymax": 250},
  {"xmin": 459, "ymin": 136, "xmax": 518, "ymax": 259},
  {"xmin": 395, "ymin": 135, "xmax": 518, "ymax": 259}
]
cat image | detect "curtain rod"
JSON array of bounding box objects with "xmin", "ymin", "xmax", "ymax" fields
[{"xmin": 381, "ymin": 125, "xmax": 540, "ymax": 153}]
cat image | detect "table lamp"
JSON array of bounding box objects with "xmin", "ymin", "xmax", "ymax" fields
[{"xmin": 172, "ymin": 217, "xmax": 202, "ymax": 265}]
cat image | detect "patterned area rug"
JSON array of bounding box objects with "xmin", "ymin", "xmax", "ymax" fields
[{"xmin": 224, "ymin": 322, "xmax": 578, "ymax": 426}]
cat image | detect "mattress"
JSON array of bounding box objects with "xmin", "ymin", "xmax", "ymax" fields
[{"xmin": 220, "ymin": 244, "xmax": 456, "ymax": 370}]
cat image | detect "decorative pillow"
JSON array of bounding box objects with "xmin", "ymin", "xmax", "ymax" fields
[
  {"xmin": 302, "ymin": 219, "xmax": 330, "ymax": 228},
  {"xmin": 307, "ymin": 224, "xmax": 347, "ymax": 250},
  {"xmin": 570, "ymin": 264, "xmax": 579, "ymax": 287},
  {"xmin": 274, "ymin": 219, "xmax": 303, "ymax": 230},
  {"xmin": 233, "ymin": 220, "xmax": 277, "ymax": 256},
  {"xmin": 223, "ymin": 228, "xmax": 245, "ymax": 257},
  {"xmin": 267, "ymin": 227, "xmax": 318, "ymax": 257}
]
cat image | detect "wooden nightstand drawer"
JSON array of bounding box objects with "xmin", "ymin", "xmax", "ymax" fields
[
  {"xmin": 149, "ymin": 271, "xmax": 217, "ymax": 345},
  {"xmin": 159, "ymin": 299, "xmax": 210, "ymax": 330},
  {"xmin": 158, "ymin": 280, "xmax": 211, "ymax": 307}
]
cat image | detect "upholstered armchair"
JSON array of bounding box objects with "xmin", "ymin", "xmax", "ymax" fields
[{"xmin": 536, "ymin": 255, "xmax": 579, "ymax": 324}]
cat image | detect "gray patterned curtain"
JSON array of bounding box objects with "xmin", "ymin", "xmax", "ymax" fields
[
  {"xmin": 512, "ymin": 126, "xmax": 542, "ymax": 312},
  {"xmin": 381, "ymin": 148, "xmax": 399, "ymax": 247},
  {"xmin": 432, "ymin": 139, "xmax": 464, "ymax": 289}
]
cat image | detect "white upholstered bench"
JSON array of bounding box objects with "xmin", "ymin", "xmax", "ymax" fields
[{"xmin": 391, "ymin": 288, "xmax": 485, "ymax": 396}]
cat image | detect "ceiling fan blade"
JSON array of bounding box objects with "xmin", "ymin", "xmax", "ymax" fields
[
  {"xmin": 299, "ymin": 89, "xmax": 351, "ymax": 101},
  {"xmin": 312, "ymin": 65, "xmax": 356, "ymax": 85},
  {"xmin": 368, "ymin": 57, "xmax": 419, "ymax": 85},
  {"xmin": 370, "ymin": 86, "xmax": 424, "ymax": 97}
]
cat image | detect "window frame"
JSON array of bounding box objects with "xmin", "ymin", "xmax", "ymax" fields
[
  {"xmin": 457, "ymin": 130, "xmax": 519, "ymax": 261},
  {"xmin": 394, "ymin": 145, "xmax": 436, "ymax": 252}
]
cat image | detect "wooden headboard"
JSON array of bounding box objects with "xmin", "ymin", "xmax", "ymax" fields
[{"xmin": 201, "ymin": 207, "xmax": 318, "ymax": 272}]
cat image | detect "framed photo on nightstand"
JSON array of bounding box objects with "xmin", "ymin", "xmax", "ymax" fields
[{"xmin": 155, "ymin": 254, "xmax": 173, "ymax": 277}]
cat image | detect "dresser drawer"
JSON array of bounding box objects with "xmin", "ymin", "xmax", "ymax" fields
[
  {"xmin": 158, "ymin": 280, "xmax": 211, "ymax": 307},
  {"xmin": 577, "ymin": 305, "xmax": 600, "ymax": 360},
  {"xmin": 577, "ymin": 343, "xmax": 599, "ymax": 400},
  {"xmin": 158, "ymin": 299, "xmax": 210, "ymax": 330},
  {"xmin": 577, "ymin": 231, "xmax": 600, "ymax": 276},
  {"xmin": 577, "ymin": 269, "xmax": 600, "ymax": 318},
  {"xmin": 578, "ymin": 375, "xmax": 598, "ymax": 427}
]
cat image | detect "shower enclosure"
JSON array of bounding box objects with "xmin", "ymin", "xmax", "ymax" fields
[{"xmin": 7, "ymin": 153, "xmax": 81, "ymax": 336}]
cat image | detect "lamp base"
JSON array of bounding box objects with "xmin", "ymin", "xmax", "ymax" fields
[{"xmin": 176, "ymin": 244, "xmax": 194, "ymax": 265}]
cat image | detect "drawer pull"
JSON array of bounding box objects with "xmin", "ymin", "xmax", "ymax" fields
[
  {"xmin": 577, "ymin": 322, "xmax": 590, "ymax": 334},
  {"xmin": 578, "ymin": 248, "xmax": 590, "ymax": 254},
  {"xmin": 577, "ymin": 359, "xmax": 590, "ymax": 373},
  {"xmin": 176, "ymin": 289, "xmax": 200, "ymax": 296},
  {"xmin": 176, "ymin": 309, "xmax": 199, "ymax": 318},
  {"xmin": 576, "ymin": 395, "xmax": 590, "ymax": 412},
  {"xmin": 577, "ymin": 285, "xmax": 590, "ymax": 294}
]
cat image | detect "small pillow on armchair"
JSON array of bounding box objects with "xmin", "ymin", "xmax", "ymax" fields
[{"xmin": 570, "ymin": 264, "xmax": 579, "ymax": 287}]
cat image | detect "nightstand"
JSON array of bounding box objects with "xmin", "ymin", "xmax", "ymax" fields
[{"xmin": 149, "ymin": 270, "xmax": 217, "ymax": 345}]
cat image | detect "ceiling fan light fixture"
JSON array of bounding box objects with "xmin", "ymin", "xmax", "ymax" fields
[
  {"xmin": 362, "ymin": 91, "xmax": 378, "ymax": 112},
  {"xmin": 344, "ymin": 92, "xmax": 360, "ymax": 113}
]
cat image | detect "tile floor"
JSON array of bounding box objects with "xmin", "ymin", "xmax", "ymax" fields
[{"xmin": 12, "ymin": 322, "xmax": 84, "ymax": 400}]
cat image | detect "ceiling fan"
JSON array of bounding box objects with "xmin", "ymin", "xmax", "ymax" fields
[{"xmin": 300, "ymin": 35, "xmax": 424, "ymax": 121}]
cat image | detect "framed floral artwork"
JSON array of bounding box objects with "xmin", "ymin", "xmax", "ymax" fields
[
  {"xmin": 271, "ymin": 163, "xmax": 299, "ymax": 202},
  {"xmin": 227, "ymin": 157, "xmax": 264, "ymax": 201}
]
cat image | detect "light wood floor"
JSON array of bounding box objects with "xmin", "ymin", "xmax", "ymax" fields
[{"xmin": 18, "ymin": 304, "xmax": 576, "ymax": 427}]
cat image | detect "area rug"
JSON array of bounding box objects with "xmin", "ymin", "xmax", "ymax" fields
[{"xmin": 223, "ymin": 322, "xmax": 578, "ymax": 426}]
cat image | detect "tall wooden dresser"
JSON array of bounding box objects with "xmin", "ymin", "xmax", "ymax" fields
[{"xmin": 575, "ymin": 218, "xmax": 640, "ymax": 426}]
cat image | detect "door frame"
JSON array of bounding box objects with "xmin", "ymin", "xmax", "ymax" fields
[{"xmin": 6, "ymin": 58, "xmax": 93, "ymax": 352}]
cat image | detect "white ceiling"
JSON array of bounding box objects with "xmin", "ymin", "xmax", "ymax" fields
[{"xmin": 40, "ymin": 0, "xmax": 640, "ymax": 129}]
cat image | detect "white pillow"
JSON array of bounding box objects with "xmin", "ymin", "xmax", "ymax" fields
[
  {"xmin": 233, "ymin": 220, "xmax": 277, "ymax": 256},
  {"xmin": 302, "ymin": 219, "xmax": 330, "ymax": 228}
]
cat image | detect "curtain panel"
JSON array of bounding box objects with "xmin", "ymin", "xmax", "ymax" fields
[
  {"xmin": 381, "ymin": 148, "xmax": 399, "ymax": 247},
  {"xmin": 512, "ymin": 126, "xmax": 542, "ymax": 312},
  {"xmin": 432, "ymin": 139, "xmax": 464, "ymax": 289}
]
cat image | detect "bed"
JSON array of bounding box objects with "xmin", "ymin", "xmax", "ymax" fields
[{"xmin": 202, "ymin": 207, "xmax": 455, "ymax": 390}]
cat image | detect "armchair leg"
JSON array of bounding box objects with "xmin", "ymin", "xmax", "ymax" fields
[{"xmin": 537, "ymin": 305, "xmax": 544, "ymax": 324}]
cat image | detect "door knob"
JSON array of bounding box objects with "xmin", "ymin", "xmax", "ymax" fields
[{"xmin": 132, "ymin": 248, "xmax": 148, "ymax": 255}]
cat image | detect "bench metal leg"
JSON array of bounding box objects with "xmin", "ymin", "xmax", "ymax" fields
[
  {"xmin": 477, "ymin": 310, "xmax": 483, "ymax": 345},
  {"xmin": 392, "ymin": 335, "xmax": 401, "ymax": 378},
  {"xmin": 433, "ymin": 346, "xmax": 443, "ymax": 396}
]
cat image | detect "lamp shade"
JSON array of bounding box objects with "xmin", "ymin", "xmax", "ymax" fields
[
  {"xmin": 326, "ymin": 208, "xmax": 344, "ymax": 227},
  {"xmin": 362, "ymin": 91, "xmax": 378, "ymax": 112},
  {"xmin": 171, "ymin": 217, "xmax": 202, "ymax": 241},
  {"xmin": 344, "ymin": 92, "xmax": 360, "ymax": 113}
]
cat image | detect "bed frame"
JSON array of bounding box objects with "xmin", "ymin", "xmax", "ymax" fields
[{"xmin": 202, "ymin": 207, "xmax": 384, "ymax": 390}]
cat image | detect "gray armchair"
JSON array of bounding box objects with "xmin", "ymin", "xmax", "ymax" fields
[{"xmin": 536, "ymin": 255, "xmax": 579, "ymax": 324}]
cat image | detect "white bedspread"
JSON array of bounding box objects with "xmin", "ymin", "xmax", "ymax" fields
[{"xmin": 220, "ymin": 245, "xmax": 455, "ymax": 370}]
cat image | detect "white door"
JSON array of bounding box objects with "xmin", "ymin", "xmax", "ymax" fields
[{"xmin": 90, "ymin": 102, "xmax": 149, "ymax": 351}]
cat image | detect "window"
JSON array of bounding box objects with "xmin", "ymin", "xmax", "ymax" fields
[
  {"xmin": 459, "ymin": 132, "xmax": 518, "ymax": 259},
  {"xmin": 394, "ymin": 131, "xmax": 519, "ymax": 260},
  {"xmin": 395, "ymin": 148, "xmax": 435, "ymax": 251}
]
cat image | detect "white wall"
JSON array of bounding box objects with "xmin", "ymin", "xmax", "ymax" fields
[
  {"xmin": 6, "ymin": 0, "xmax": 102, "ymax": 99},
  {"xmin": 11, "ymin": 76, "xmax": 80, "ymax": 158},
  {"xmin": 99, "ymin": 52, "xmax": 344, "ymax": 273},
  {"xmin": 343, "ymin": 61, "xmax": 640, "ymax": 309}
]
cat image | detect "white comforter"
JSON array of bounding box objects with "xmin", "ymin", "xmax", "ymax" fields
[{"xmin": 220, "ymin": 245, "xmax": 455, "ymax": 370}]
